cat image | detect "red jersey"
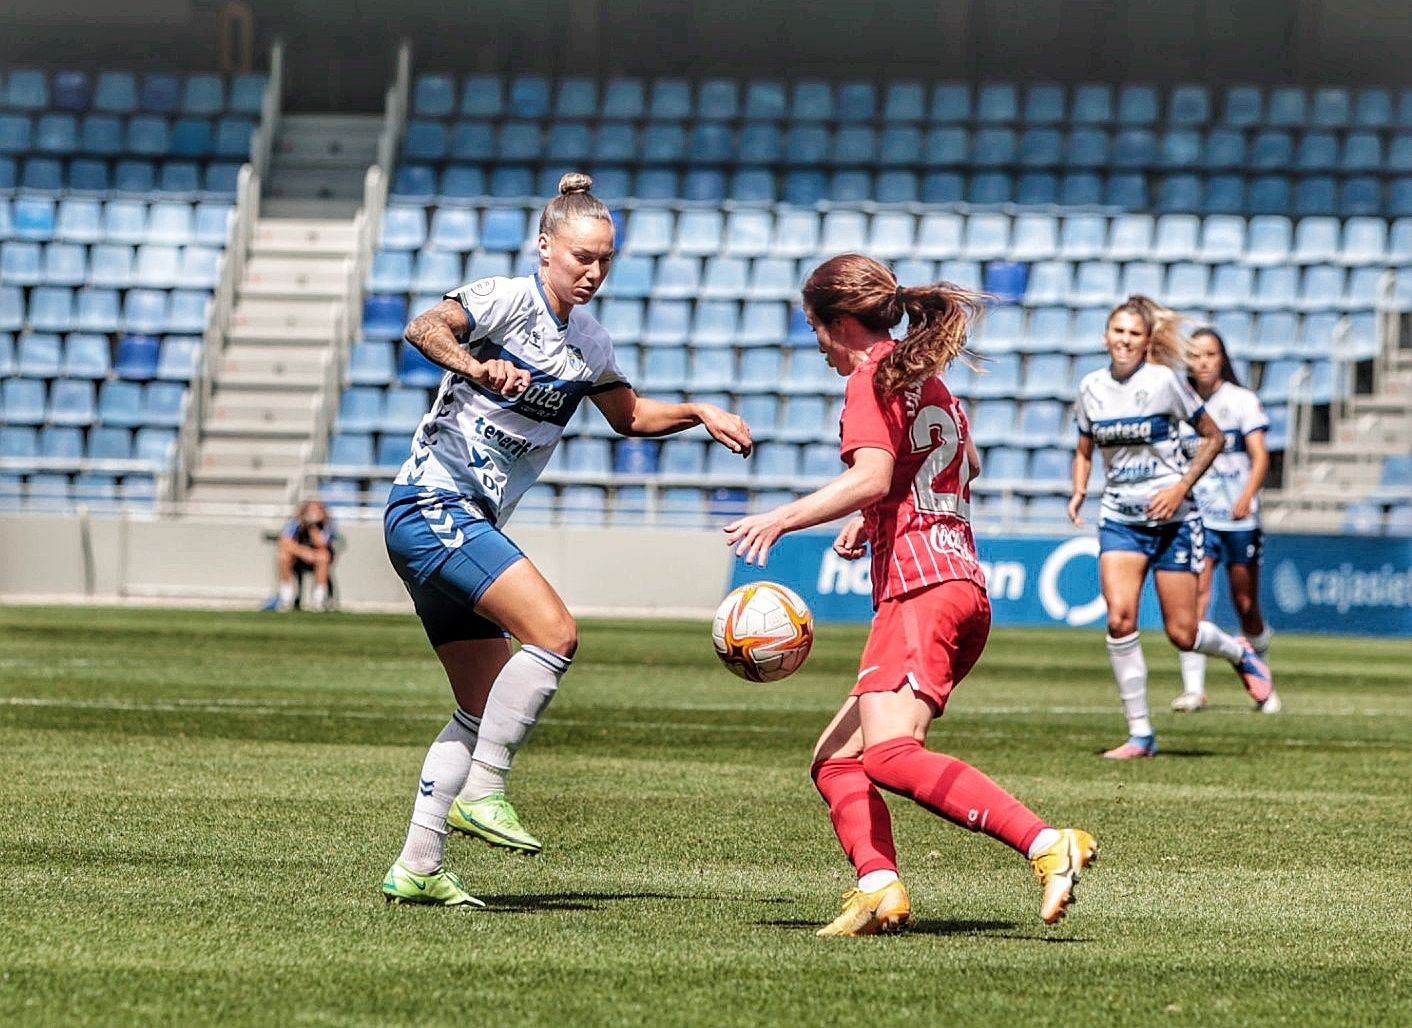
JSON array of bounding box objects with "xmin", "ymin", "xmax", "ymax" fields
[{"xmin": 839, "ymin": 343, "xmax": 987, "ymax": 608}]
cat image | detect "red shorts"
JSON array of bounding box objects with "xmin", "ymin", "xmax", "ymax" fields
[{"xmin": 851, "ymin": 579, "xmax": 991, "ymax": 713}]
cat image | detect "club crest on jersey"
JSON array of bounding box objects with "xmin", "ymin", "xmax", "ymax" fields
[
  {"xmin": 1134, "ymin": 389, "xmax": 1149, "ymax": 407},
  {"xmin": 469, "ymin": 278, "xmax": 495, "ymax": 296}
]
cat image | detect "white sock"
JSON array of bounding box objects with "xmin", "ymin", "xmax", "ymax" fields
[
  {"xmin": 1026, "ymin": 828, "xmax": 1061, "ymax": 860},
  {"xmin": 1193, "ymin": 619, "xmax": 1244, "ymax": 663},
  {"xmin": 1179, "ymin": 649, "xmax": 1207, "ymax": 696},
  {"xmin": 461, "ymin": 645, "xmax": 571, "ymax": 801},
  {"xmin": 858, "ymin": 869, "xmax": 899, "ymax": 892},
  {"xmin": 311, "ymin": 583, "xmax": 328, "ymax": 609},
  {"xmin": 1248, "ymin": 624, "xmax": 1272, "ymax": 661},
  {"xmin": 276, "ymin": 580, "xmax": 296, "ymax": 611},
  {"xmin": 398, "ymin": 708, "xmax": 480, "ymax": 874},
  {"xmin": 1106, "ymin": 632, "xmax": 1152, "ymax": 738}
]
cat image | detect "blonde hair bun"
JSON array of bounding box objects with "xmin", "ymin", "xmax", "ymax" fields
[{"xmin": 558, "ymin": 172, "xmax": 594, "ymax": 195}]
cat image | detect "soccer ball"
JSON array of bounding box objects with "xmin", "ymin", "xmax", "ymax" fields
[{"xmin": 711, "ymin": 582, "xmax": 814, "ymax": 682}]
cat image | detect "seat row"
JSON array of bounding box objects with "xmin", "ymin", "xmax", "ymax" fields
[
  {"xmin": 0, "ymin": 332, "xmax": 200, "ymax": 381},
  {"xmin": 388, "ymin": 162, "xmax": 1412, "ymax": 217},
  {"xmin": 0, "ymin": 69, "xmax": 265, "ymax": 116},
  {"xmin": 0, "ymin": 156, "xmax": 241, "ymax": 198},
  {"xmin": 0, "ymin": 376, "xmax": 187, "ymax": 429},
  {"xmin": 0, "ymin": 424, "xmax": 176, "ymax": 468},
  {"xmin": 400, "ymin": 119, "xmax": 1412, "ymax": 174},
  {"xmin": 0, "ymin": 286, "xmax": 210, "ymax": 335},
  {"xmin": 0, "ymin": 242, "xmax": 222, "ymax": 290},
  {"xmin": 410, "ymin": 75, "xmax": 1412, "ymax": 132},
  {"xmin": 0, "ymin": 197, "xmax": 233, "ymax": 245},
  {"xmin": 0, "ymin": 113, "xmax": 255, "ymax": 160}
]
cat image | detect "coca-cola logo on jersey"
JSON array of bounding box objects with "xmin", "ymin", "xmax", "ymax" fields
[{"xmin": 928, "ymin": 524, "xmax": 970, "ymax": 555}]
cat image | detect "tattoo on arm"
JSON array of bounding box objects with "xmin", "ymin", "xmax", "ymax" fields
[{"xmin": 405, "ymin": 301, "xmax": 478, "ymax": 376}]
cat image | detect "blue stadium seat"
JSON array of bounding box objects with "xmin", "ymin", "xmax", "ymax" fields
[
  {"xmin": 643, "ymin": 302, "xmax": 690, "ymax": 347},
  {"xmin": 35, "ymin": 113, "xmax": 78, "ymax": 155},
  {"xmin": 169, "ymin": 118, "xmax": 213, "ymax": 158},
  {"xmin": 693, "ymin": 256, "xmax": 743, "ymax": 300},
  {"xmin": 145, "ymin": 202, "xmax": 192, "ymax": 245},
  {"xmin": 648, "ymin": 79, "xmax": 693, "ymax": 121},
  {"xmin": 65, "ymin": 158, "xmax": 108, "ymax": 194},
  {"xmin": 19, "ymin": 157, "xmax": 63, "ymax": 193},
  {"xmin": 81, "ymin": 114, "xmax": 124, "ymax": 154},
  {"xmin": 479, "ymin": 208, "xmax": 528, "ymax": 253},
  {"xmin": 827, "ymin": 170, "xmax": 871, "ymax": 203},
  {"xmin": 929, "ymin": 83, "xmax": 971, "ymax": 123},
  {"xmin": 820, "ymin": 210, "xmax": 867, "ymax": 253},
  {"xmin": 5, "ymin": 69, "xmax": 48, "ymax": 110},
  {"xmin": 114, "ymin": 334, "xmax": 160, "ymax": 380},
  {"xmin": 411, "ymin": 251, "xmax": 460, "ymax": 295},
  {"xmin": 125, "ymin": 115, "xmax": 169, "ymax": 156},
  {"xmin": 1338, "ymin": 217, "xmax": 1387, "ymax": 265},
  {"xmin": 93, "ymin": 73, "xmax": 136, "ymax": 113},
  {"xmin": 95, "ymin": 379, "xmax": 144, "ymax": 427},
  {"xmin": 1071, "ymin": 85, "xmax": 1116, "ymax": 127},
  {"xmin": 362, "ymin": 295, "xmax": 408, "ymax": 339},
  {"xmin": 676, "ymin": 210, "xmax": 724, "ymax": 256},
  {"xmin": 74, "ymin": 288, "xmax": 120, "ymax": 332},
  {"xmin": 1300, "ymin": 265, "xmax": 1345, "ymax": 310},
  {"xmin": 1201, "ymin": 127, "xmax": 1245, "ymax": 169},
  {"xmin": 12, "ymin": 197, "xmax": 55, "ymax": 241},
  {"xmin": 1308, "ymin": 87, "xmax": 1349, "ymax": 128},
  {"xmin": 975, "ymin": 83, "xmax": 1017, "ymax": 123},
  {"xmin": 436, "ymin": 165, "xmax": 484, "ymax": 200},
  {"xmin": 972, "ymin": 127, "xmax": 1016, "ymax": 166},
  {"xmin": 1116, "ymin": 84, "xmax": 1158, "ymax": 125},
  {"xmin": 177, "ymin": 74, "xmax": 224, "ymax": 116},
  {"xmin": 924, "ymin": 126, "xmax": 968, "ymax": 166},
  {"xmin": 368, "ymin": 250, "xmax": 412, "ymax": 293},
  {"xmin": 87, "ymin": 244, "xmax": 133, "ymax": 288},
  {"xmin": 402, "ymin": 120, "xmax": 446, "ymax": 161},
  {"xmin": 497, "ymin": 121, "xmax": 542, "ymax": 162},
  {"xmin": 831, "ymin": 126, "xmax": 876, "ymax": 165},
  {"xmin": 1353, "ymin": 89, "xmax": 1392, "ymax": 129},
  {"xmin": 82, "ymin": 424, "xmax": 128, "ymax": 463},
  {"xmin": 740, "ymin": 80, "xmax": 785, "ymax": 121},
  {"xmin": 0, "ymin": 241, "xmax": 42, "ymax": 286},
  {"xmin": 975, "ymin": 303, "xmax": 1025, "ymax": 350},
  {"xmin": 689, "ymin": 300, "xmax": 738, "ymax": 347},
  {"xmin": 413, "ymin": 74, "xmax": 455, "ymax": 118},
  {"xmin": 51, "ymin": 70, "xmax": 91, "ymax": 111},
  {"xmin": 969, "ymin": 172, "xmax": 1013, "ymax": 205},
  {"xmin": 1293, "ymin": 216, "xmax": 1340, "ymax": 264},
  {"xmin": 135, "ymin": 244, "xmax": 180, "ymax": 288},
  {"xmin": 878, "ymin": 81, "xmax": 924, "ymax": 123},
  {"xmin": 428, "ymin": 207, "xmax": 478, "ymax": 252},
  {"xmin": 1245, "ymin": 175, "xmax": 1290, "ymax": 216},
  {"xmin": 1168, "ymin": 84, "xmax": 1210, "ymax": 125},
  {"xmin": 1018, "ymin": 128, "xmax": 1063, "ymax": 167},
  {"xmin": 397, "ymin": 342, "xmax": 443, "ymax": 388},
  {"xmin": 142, "ymin": 381, "xmax": 186, "ymax": 427},
  {"xmin": 1341, "ymin": 131, "xmax": 1382, "ymax": 172},
  {"xmin": 836, "ymin": 81, "xmax": 876, "ymax": 122},
  {"xmin": 681, "ymin": 167, "xmax": 725, "ymax": 202},
  {"xmin": 0, "ymin": 114, "xmax": 33, "ymax": 154},
  {"xmin": 640, "ymin": 122, "xmax": 686, "ymax": 164},
  {"xmin": 505, "ymin": 77, "xmax": 549, "ymax": 119},
  {"xmin": 27, "ymin": 286, "xmax": 73, "ymax": 332},
  {"xmin": 1341, "ymin": 177, "xmax": 1382, "ymax": 217},
  {"xmin": 2, "ymin": 377, "xmax": 47, "ymax": 425},
  {"xmin": 111, "ymin": 159, "xmax": 155, "ymax": 196},
  {"xmin": 39, "ymin": 425, "xmax": 83, "ymax": 462},
  {"xmin": 738, "ymin": 301, "xmax": 787, "ymax": 346},
  {"xmin": 1295, "ymin": 131, "xmax": 1338, "ymax": 172},
  {"xmin": 60, "ymin": 333, "xmax": 110, "ymax": 380},
  {"xmin": 728, "ymin": 168, "xmax": 776, "ymax": 203},
  {"xmin": 120, "ymin": 291, "xmax": 166, "ymax": 334},
  {"xmin": 653, "ymin": 255, "xmax": 701, "ymax": 299},
  {"xmin": 138, "ymin": 73, "xmax": 181, "ymax": 114},
  {"xmin": 17, "ymin": 331, "xmax": 61, "ymax": 377},
  {"xmin": 1267, "ymin": 87, "xmax": 1306, "ymax": 127},
  {"xmin": 445, "ymin": 120, "xmax": 492, "ymax": 162},
  {"xmin": 378, "ymin": 388, "xmax": 428, "ymax": 434}
]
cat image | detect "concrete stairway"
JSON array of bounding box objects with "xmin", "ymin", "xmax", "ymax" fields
[
  {"xmin": 1268, "ymin": 345, "xmax": 1412, "ymax": 531},
  {"xmin": 186, "ymin": 115, "xmax": 379, "ymax": 507}
]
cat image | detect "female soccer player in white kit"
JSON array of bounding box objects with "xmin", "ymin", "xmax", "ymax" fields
[
  {"xmin": 1068, "ymin": 296, "xmax": 1273, "ymax": 759},
  {"xmin": 1172, "ymin": 327, "xmax": 1280, "ymax": 713},
  {"xmin": 380, "ymin": 173, "xmax": 752, "ymax": 906}
]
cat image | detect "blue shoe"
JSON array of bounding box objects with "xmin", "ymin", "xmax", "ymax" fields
[{"xmin": 1102, "ymin": 735, "xmax": 1157, "ymax": 759}]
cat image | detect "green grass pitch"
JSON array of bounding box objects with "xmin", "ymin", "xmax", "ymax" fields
[{"xmin": 1, "ymin": 606, "xmax": 1408, "ymax": 1026}]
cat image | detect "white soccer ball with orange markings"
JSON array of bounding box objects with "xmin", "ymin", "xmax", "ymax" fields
[{"xmin": 711, "ymin": 582, "xmax": 814, "ymax": 682}]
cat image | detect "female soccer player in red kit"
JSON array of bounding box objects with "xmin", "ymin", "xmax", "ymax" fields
[{"xmin": 724, "ymin": 254, "xmax": 1097, "ymax": 936}]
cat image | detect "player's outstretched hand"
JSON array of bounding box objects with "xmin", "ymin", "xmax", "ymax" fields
[
  {"xmin": 697, "ymin": 404, "xmax": 753, "ymax": 457},
  {"xmin": 832, "ymin": 516, "xmax": 867, "ymax": 560},
  {"xmin": 723, "ymin": 509, "xmax": 787, "ymax": 567},
  {"xmin": 472, "ymin": 358, "xmax": 530, "ymax": 398},
  {"xmin": 1067, "ymin": 491, "xmax": 1086, "ymax": 526}
]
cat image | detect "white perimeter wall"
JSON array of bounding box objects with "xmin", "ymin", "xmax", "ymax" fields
[{"xmin": 0, "ymin": 514, "xmax": 733, "ymax": 617}]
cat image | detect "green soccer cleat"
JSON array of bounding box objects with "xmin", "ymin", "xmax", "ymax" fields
[
  {"xmin": 381, "ymin": 860, "xmax": 486, "ymax": 907},
  {"xmin": 447, "ymin": 793, "xmax": 543, "ymax": 854}
]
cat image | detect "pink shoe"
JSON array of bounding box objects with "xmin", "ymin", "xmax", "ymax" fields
[
  {"xmin": 1102, "ymin": 735, "xmax": 1157, "ymax": 759},
  {"xmin": 1233, "ymin": 638, "xmax": 1273, "ymax": 704}
]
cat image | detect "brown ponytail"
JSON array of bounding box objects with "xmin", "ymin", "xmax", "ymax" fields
[{"xmin": 801, "ymin": 253, "xmax": 985, "ymax": 395}]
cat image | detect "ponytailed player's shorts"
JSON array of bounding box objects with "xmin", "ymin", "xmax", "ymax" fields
[
  {"xmin": 852, "ymin": 579, "xmax": 991, "ymax": 713},
  {"xmin": 384, "ymin": 485, "xmax": 520, "ymax": 646},
  {"xmin": 1098, "ymin": 513, "xmax": 1206, "ymax": 573}
]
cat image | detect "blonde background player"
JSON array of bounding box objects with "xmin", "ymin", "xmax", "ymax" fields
[
  {"xmin": 1069, "ymin": 296, "xmax": 1273, "ymax": 760},
  {"xmin": 1173, "ymin": 327, "xmax": 1280, "ymax": 713},
  {"xmin": 726, "ymin": 254, "xmax": 1096, "ymax": 937},
  {"xmin": 380, "ymin": 173, "xmax": 752, "ymax": 906}
]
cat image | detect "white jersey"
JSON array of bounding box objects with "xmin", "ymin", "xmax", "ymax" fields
[
  {"xmin": 1179, "ymin": 381, "xmax": 1268, "ymax": 531},
  {"xmin": 393, "ymin": 274, "xmax": 628, "ymax": 523},
  {"xmin": 1075, "ymin": 361, "xmax": 1206, "ymax": 526}
]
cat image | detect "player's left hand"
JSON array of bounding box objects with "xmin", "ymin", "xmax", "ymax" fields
[
  {"xmin": 697, "ymin": 404, "xmax": 753, "ymax": 457},
  {"xmin": 832, "ymin": 516, "xmax": 867, "ymax": 560},
  {"xmin": 723, "ymin": 510, "xmax": 787, "ymax": 567},
  {"xmin": 1231, "ymin": 496, "xmax": 1252, "ymax": 520},
  {"xmin": 1146, "ymin": 483, "xmax": 1187, "ymax": 522}
]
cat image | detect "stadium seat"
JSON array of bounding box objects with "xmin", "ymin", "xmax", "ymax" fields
[
  {"xmin": 963, "ymin": 213, "xmax": 1010, "ymax": 261},
  {"xmin": 51, "ymin": 70, "xmax": 91, "ymax": 112},
  {"xmin": 16, "ymin": 332, "xmax": 62, "ymax": 377}
]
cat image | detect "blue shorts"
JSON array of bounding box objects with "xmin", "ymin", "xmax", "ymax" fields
[
  {"xmin": 1206, "ymin": 527, "xmax": 1262, "ymax": 568},
  {"xmin": 384, "ymin": 485, "xmax": 521, "ymax": 647},
  {"xmin": 1099, "ymin": 516, "xmax": 1206, "ymax": 573}
]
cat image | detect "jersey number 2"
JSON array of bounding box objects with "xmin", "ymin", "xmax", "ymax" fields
[{"xmin": 909, "ymin": 404, "xmax": 969, "ymax": 518}]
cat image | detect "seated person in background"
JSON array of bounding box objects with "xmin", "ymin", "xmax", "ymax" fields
[{"xmin": 275, "ymin": 499, "xmax": 337, "ymax": 611}]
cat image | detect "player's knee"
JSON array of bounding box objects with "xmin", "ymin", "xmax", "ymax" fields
[
  {"xmin": 1166, "ymin": 624, "xmax": 1197, "ymax": 651},
  {"xmin": 539, "ymin": 612, "xmax": 578, "ymax": 660},
  {"xmin": 1106, "ymin": 613, "xmax": 1137, "ymax": 638},
  {"xmin": 861, "ymin": 737, "xmax": 921, "ymax": 795}
]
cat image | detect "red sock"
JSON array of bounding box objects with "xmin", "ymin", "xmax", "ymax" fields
[
  {"xmin": 861, "ymin": 737, "xmax": 1046, "ymax": 856},
  {"xmin": 810, "ymin": 757, "xmax": 898, "ymax": 877}
]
